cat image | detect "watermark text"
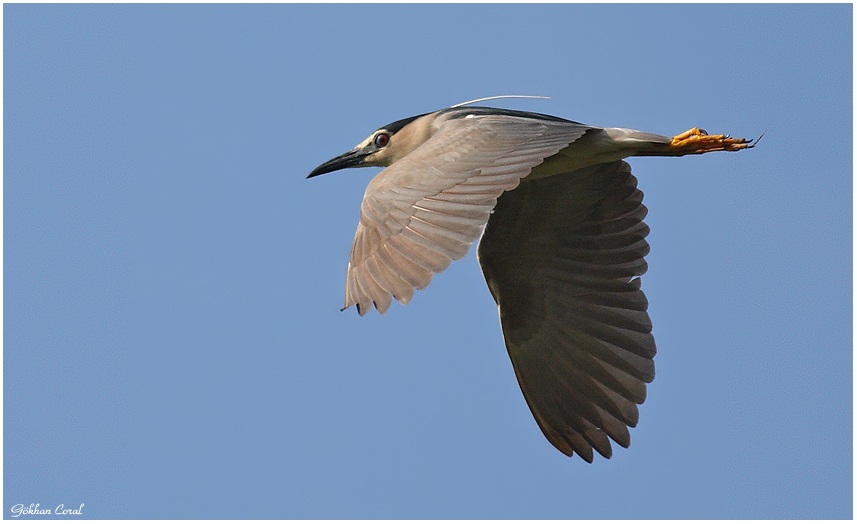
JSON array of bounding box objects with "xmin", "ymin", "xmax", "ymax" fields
[{"xmin": 10, "ymin": 503, "xmax": 84, "ymax": 518}]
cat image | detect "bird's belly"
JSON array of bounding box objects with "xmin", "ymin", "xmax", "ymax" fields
[{"xmin": 524, "ymin": 128, "xmax": 651, "ymax": 181}]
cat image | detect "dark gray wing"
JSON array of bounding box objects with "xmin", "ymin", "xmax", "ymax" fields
[{"xmin": 477, "ymin": 160, "xmax": 656, "ymax": 461}]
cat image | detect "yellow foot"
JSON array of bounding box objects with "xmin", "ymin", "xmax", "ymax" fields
[{"xmin": 669, "ymin": 127, "xmax": 756, "ymax": 154}]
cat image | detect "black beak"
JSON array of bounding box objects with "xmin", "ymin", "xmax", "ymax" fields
[{"xmin": 307, "ymin": 148, "xmax": 370, "ymax": 179}]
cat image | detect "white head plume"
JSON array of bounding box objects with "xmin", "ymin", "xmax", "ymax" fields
[{"xmin": 451, "ymin": 95, "xmax": 551, "ymax": 108}]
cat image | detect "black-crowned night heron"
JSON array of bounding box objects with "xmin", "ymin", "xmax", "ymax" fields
[{"xmin": 308, "ymin": 98, "xmax": 756, "ymax": 462}]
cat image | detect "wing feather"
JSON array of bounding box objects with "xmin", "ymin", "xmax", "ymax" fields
[
  {"xmin": 477, "ymin": 160, "xmax": 656, "ymax": 460},
  {"xmin": 344, "ymin": 114, "xmax": 591, "ymax": 313}
]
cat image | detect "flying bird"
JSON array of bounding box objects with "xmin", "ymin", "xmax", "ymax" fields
[{"xmin": 308, "ymin": 99, "xmax": 756, "ymax": 462}]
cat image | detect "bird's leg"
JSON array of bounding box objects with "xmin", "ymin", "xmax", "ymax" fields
[{"xmin": 668, "ymin": 127, "xmax": 755, "ymax": 155}]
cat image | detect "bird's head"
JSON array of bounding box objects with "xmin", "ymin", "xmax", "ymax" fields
[{"xmin": 307, "ymin": 112, "xmax": 436, "ymax": 178}]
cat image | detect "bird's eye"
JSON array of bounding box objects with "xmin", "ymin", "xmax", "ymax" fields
[{"xmin": 374, "ymin": 132, "xmax": 390, "ymax": 148}]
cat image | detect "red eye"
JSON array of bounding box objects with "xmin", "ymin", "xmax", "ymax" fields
[{"xmin": 374, "ymin": 133, "xmax": 390, "ymax": 148}]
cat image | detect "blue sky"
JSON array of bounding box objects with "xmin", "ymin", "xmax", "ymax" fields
[{"xmin": 4, "ymin": 3, "xmax": 852, "ymax": 519}]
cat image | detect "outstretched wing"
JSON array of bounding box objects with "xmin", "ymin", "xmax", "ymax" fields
[
  {"xmin": 477, "ymin": 160, "xmax": 656, "ymax": 462},
  {"xmin": 346, "ymin": 113, "xmax": 592, "ymax": 314}
]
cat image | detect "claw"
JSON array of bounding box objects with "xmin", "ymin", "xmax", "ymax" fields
[{"xmin": 746, "ymin": 130, "xmax": 767, "ymax": 149}]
